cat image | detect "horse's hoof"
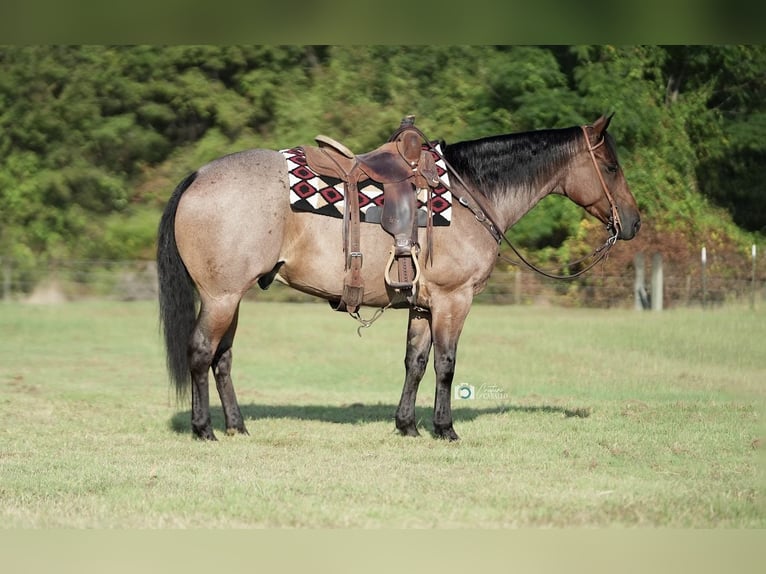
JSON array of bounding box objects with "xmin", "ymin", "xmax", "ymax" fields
[
  {"xmin": 226, "ymin": 425, "xmax": 249, "ymax": 436},
  {"xmin": 194, "ymin": 433, "xmax": 218, "ymax": 441},
  {"xmin": 434, "ymin": 426, "xmax": 460, "ymax": 441},
  {"xmin": 395, "ymin": 417, "xmax": 421, "ymax": 437},
  {"xmin": 192, "ymin": 427, "xmax": 218, "ymax": 441},
  {"xmin": 397, "ymin": 424, "xmax": 421, "ymax": 437}
]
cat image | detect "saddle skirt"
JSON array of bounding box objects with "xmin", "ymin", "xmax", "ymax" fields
[{"xmin": 281, "ymin": 144, "xmax": 452, "ymax": 227}]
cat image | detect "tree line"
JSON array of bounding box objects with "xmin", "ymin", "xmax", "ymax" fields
[{"xmin": 1, "ymin": 45, "xmax": 763, "ymax": 290}]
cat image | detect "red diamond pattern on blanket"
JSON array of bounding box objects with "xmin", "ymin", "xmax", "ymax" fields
[
  {"xmin": 293, "ymin": 180, "xmax": 317, "ymax": 200},
  {"xmin": 280, "ymin": 145, "xmax": 451, "ymax": 226},
  {"xmin": 319, "ymin": 186, "xmax": 343, "ymax": 205}
]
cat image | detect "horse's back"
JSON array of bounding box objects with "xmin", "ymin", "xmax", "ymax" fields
[{"xmin": 174, "ymin": 149, "xmax": 290, "ymax": 297}]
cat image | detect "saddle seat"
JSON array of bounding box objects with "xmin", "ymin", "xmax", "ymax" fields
[
  {"xmin": 301, "ymin": 118, "xmax": 441, "ymax": 314},
  {"xmin": 308, "ymin": 130, "xmax": 429, "ymax": 186}
]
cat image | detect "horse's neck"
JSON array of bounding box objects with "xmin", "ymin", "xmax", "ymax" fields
[
  {"xmin": 445, "ymin": 129, "xmax": 576, "ymax": 233},
  {"xmin": 458, "ymin": 168, "xmax": 564, "ymax": 234},
  {"xmin": 491, "ymin": 178, "xmax": 562, "ymax": 232}
]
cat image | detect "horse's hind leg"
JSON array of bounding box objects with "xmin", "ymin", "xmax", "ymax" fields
[
  {"xmin": 189, "ymin": 294, "xmax": 241, "ymax": 440},
  {"xmin": 213, "ymin": 305, "xmax": 248, "ymax": 436},
  {"xmin": 395, "ymin": 307, "xmax": 432, "ymax": 437}
]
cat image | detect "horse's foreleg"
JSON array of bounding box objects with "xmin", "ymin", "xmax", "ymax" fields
[
  {"xmin": 212, "ymin": 306, "xmax": 248, "ymax": 436},
  {"xmin": 430, "ymin": 294, "xmax": 472, "ymax": 441},
  {"xmin": 395, "ymin": 307, "xmax": 432, "ymax": 436},
  {"xmin": 432, "ymin": 346, "xmax": 460, "ymax": 441}
]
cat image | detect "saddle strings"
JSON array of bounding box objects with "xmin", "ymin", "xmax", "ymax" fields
[{"xmin": 351, "ymin": 303, "xmax": 391, "ymax": 337}]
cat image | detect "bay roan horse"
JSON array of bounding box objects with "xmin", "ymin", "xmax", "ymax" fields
[{"xmin": 157, "ymin": 114, "xmax": 640, "ymax": 441}]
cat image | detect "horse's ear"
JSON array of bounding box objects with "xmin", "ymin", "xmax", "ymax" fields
[{"xmin": 592, "ymin": 112, "xmax": 614, "ymax": 136}]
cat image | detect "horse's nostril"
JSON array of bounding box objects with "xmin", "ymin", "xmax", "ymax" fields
[{"xmin": 633, "ymin": 219, "xmax": 642, "ymax": 234}]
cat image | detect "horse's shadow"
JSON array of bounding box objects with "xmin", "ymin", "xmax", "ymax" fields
[{"xmin": 169, "ymin": 402, "xmax": 583, "ymax": 438}]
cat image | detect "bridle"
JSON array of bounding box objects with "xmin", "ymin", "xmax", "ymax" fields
[
  {"xmin": 421, "ymin": 124, "xmax": 623, "ymax": 280},
  {"xmin": 350, "ymin": 123, "xmax": 624, "ymax": 333},
  {"xmin": 580, "ymin": 125, "xmax": 622, "ymax": 241}
]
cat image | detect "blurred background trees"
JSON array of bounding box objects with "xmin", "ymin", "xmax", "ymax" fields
[{"xmin": 1, "ymin": 45, "xmax": 763, "ymax": 290}]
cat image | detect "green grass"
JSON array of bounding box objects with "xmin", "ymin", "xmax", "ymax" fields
[{"xmin": 0, "ymin": 300, "xmax": 763, "ymax": 527}]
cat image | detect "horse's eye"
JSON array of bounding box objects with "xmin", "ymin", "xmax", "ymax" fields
[{"xmin": 605, "ymin": 164, "xmax": 618, "ymax": 174}]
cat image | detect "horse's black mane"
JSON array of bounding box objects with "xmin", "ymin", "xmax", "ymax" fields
[{"xmin": 442, "ymin": 126, "xmax": 585, "ymax": 198}]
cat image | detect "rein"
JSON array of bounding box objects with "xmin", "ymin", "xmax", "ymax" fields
[
  {"xmin": 413, "ymin": 124, "xmax": 622, "ymax": 281},
  {"xmin": 345, "ymin": 122, "xmax": 622, "ymax": 333}
]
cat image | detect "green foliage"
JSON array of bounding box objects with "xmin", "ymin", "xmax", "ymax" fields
[
  {"xmin": 93, "ymin": 208, "xmax": 163, "ymax": 261},
  {"xmin": 1, "ymin": 45, "xmax": 763, "ymax": 279},
  {"xmin": 507, "ymin": 195, "xmax": 582, "ymax": 251}
]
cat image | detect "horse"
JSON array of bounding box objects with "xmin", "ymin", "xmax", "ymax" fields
[{"xmin": 157, "ymin": 114, "xmax": 641, "ymax": 441}]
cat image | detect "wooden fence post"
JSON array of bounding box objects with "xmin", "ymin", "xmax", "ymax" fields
[
  {"xmin": 751, "ymin": 244, "xmax": 757, "ymax": 311},
  {"xmin": 2, "ymin": 258, "xmax": 10, "ymax": 302},
  {"xmin": 701, "ymin": 246, "xmax": 707, "ymax": 309},
  {"xmin": 651, "ymin": 252, "xmax": 663, "ymax": 311},
  {"xmin": 634, "ymin": 252, "xmax": 649, "ymax": 310}
]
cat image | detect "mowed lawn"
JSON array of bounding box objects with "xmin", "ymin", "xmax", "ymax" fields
[{"xmin": 0, "ymin": 299, "xmax": 763, "ymax": 527}]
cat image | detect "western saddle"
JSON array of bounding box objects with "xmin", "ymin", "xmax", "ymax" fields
[{"xmin": 301, "ymin": 116, "xmax": 441, "ymax": 314}]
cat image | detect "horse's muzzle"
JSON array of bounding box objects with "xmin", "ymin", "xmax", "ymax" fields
[{"xmin": 617, "ymin": 214, "xmax": 641, "ymax": 240}]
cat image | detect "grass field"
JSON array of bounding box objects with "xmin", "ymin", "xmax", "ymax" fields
[{"xmin": 0, "ymin": 300, "xmax": 763, "ymax": 527}]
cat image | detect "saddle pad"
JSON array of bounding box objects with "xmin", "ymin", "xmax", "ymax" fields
[{"xmin": 281, "ymin": 144, "xmax": 452, "ymax": 226}]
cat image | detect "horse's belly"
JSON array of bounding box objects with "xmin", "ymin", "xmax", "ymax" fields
[{"xmin": 277, "ymin": 213, "xmax": 398, "ymax": 306}]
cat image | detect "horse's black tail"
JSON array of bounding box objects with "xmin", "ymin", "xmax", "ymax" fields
[{"xmin": 157, "ymin": 172, "xmax": 198, "ymax": 400}]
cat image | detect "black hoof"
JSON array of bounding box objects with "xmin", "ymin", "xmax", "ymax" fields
[
  {"xmin": 434, "ymin": 425, "xmax": 460, "ymax": 441},
  {"xmin": 192, "ymin": 426, "xmax": 218, "ymax": 441},
  {"xmin": 396, "ymin": 421, "xmax": 421, "ymax": 437},
  {"xmin": 226, "ymin": 424, "xmax": 249, "ymax": 437}
]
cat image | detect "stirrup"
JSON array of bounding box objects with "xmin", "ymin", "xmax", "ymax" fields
[{"xmin": 384, "ymin": 245, "xmax": 421, "ymax": 290}]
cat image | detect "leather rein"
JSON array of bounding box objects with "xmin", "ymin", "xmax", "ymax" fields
[{"xmin": 418, "ymin": 124, "xmax": 623, "ymax": 281}]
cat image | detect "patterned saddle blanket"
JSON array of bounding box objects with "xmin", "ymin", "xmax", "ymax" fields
[{"xmin": 281, "ymin": 144, "xmax": 452, "ymax": 227}]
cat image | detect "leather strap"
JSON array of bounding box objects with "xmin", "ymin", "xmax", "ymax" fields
[
  {"xmin": 415, "ymin": 124, "xmax": 620, "ymax": 280},
  {"xmin": 580, "ymin": 126, "xmax": 622, "ymax": 236},
  {"xmin": 314, "ymin": 147, "xmax": 365, "ymax": 313},
  {"xmin": 342, "ymin": 176, "xmax": 364, "ymax": 313}
]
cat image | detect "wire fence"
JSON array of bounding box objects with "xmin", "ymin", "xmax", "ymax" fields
[
  {"xmin": 1, "ymin": 257, "xmax": 764, "ymax": 309},
  {"xmin": 1, "ymin": 259, "xmax": 159, "ymax": 304}
]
